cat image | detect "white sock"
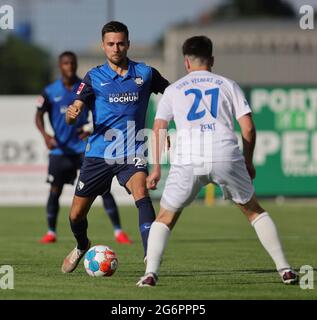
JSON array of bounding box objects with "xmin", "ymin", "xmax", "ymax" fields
[
  {"xmin": 145, "ymin": 222, "xmax": 170, "ymax": 275},
  {"xmin": 251, "ymin": 212, "xmax": 290, "ymax": 271}
]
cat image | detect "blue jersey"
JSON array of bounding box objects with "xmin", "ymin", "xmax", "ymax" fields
[
  {"xmin": 38, "ymin": 78, "xmax": 89, "ymax": 155},
  {"xmin": 76, "ymin": 59, "xmax": 169, "ymax": 160}
]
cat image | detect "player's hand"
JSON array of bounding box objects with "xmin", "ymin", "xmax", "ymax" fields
[
  {"xmin": 44, "ymin": 133, "xmax": 57, "ymax": 150},
  {"xmin": 66, "ymin": 104, "xmax": 80, "ymax": 124},
  {"xmin": 246, "ymin": 162, "xmax": 256, "ymax": 180},
  {"xmin": 146, "ymin": 170, "xmax": 161, "ymax": 190},
  {"xmin": 77, "ymin": 127, "xmax": 90, "ymax": 140}
]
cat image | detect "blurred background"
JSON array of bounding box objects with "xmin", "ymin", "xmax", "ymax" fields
[{"xmin": 0, "ymin": 0, "xmax": 317, "ymax": 205}]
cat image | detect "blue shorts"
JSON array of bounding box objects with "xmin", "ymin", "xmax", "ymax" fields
[
  {"xmin": 75, "ymin": 157, "xmax": 148, "ymax": 197},
  {"xmin": 47, "ymin": 154, "xmax": 83, "ymax": 187}
]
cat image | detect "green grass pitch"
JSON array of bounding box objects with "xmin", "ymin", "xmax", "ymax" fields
[{"xmin": 0, "ymin": 201, "xmax": 316, "ymax": 300}]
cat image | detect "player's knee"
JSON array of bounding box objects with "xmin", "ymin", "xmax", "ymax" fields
[
  {"xmin": 132, "ymin": 185, "xmax": 148, "ymax": 201},
  {"xmin": 69, "ymin": 195, "xmax": 94, "ymax": 223},
  {"xmin": 69, "ymin": 204, "xmax": 88, "ymax": 223},
  {"xmin": 50, "ymin": 185, "xmax": 63, "ymax": 196},
  {"xmin": 239, "ymin": 197, "xmax": 265, "ymax": 223},
  {"xmin": 156, "ymin": 211, "xmax": 177, "ymax": 229},
  {"xmin": 69, "ymin": 211, "xmax": 85, "ymax": 223},
  {"xmin": 239, "ymin": 195, "xmax": 264, "ymax": 213}
]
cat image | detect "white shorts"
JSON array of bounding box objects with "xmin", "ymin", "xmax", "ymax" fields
[{"xmin": 160, "ymin": 159, "xmax": 255, "ymax": 212}]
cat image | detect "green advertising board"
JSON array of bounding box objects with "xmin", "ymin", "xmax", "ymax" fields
[
  {"xmin": 248, "ymin": 86, "xmax": 317, "ymax": 196},
  {"xmin": 146, "ymin": 86, "xmax": 317, "ymax": 198}
]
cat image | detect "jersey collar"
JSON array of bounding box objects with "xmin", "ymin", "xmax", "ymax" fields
[
  {"xmin": 59, "ymin": 76, "xmax": 81, "ymax": 92},
  {"xmin": 103, "ymin": 59, "xmax": 136, "ymax": 80}
]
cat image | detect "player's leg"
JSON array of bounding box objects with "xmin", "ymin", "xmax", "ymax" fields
[
  {"xmin": 101, "ymin": 192, "xmax": 132, "ymax": 244},
  {"xmin": 136, "ymin": 207, "xmax": 182, "ymax": 287},
  {"xmin": 69, "ymin": 195, "xmax": 95, "ymax": 249},
  {"xmin": 137, "ymin": 194, "xmax": 204, "ymax": 287},
  {"xmin": 237, "ymin": 194, "xmax": 288, "ymax": 270},
  {"xmin": 62, "ymin": 157, "xmax": 114, "ymax": 273},
  {"xmin": 212, "ymin": 160, "xmax": 298, "ymax": 284},
  {"xmin": 40, "ymin": 154, "xmax": 68, "ymax": 243},
  {"xmin": 236, "ymin": 194, "xmax": 298, "ymax": 284},
  {"xmin": 39, "ymin": 184, "xmax": 63, "ymax": 243},
  {"xmin": 61, "ymin": 195, "xmax": 95, "ymax": 273},
  {"xmin": 137, "ymin": 164, "xmax": 203, "ymax": 287},
  {"xmin": 125, "ymin": 171, "xmax": 155, "ymax": 256}
]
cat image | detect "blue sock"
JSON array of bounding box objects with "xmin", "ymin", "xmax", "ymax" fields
[
  {"xmin": 46, "ymin": 191, "xmax": 61, "ymax": 233},
  {"xmin": 102, "ymin": 193, "xmax": 121, "ymax": 230},
  {"xmin": 69, "ymin": 217, "xmax": 89, "ymax": 250},
  {"xmin": 135, "ymin": 196, "xmax": 156, "ymax": 256}
]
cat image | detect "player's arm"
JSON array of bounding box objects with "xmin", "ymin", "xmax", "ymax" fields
[
  {"xmin": 66, "ymin": 100, "xmax": 84, "ymax": 125},
  {"xmin": 67, "ymin": 73, "xmax": 94, "ymax": 125},
  {"xmin": 150, "ymin": 67, "xmax": 170, "ymax": 94},
  {"xmin": 232, "ymin": 82, "xmax": 256, "ymax": 179},
  {"xmin": 35, "ymin": 94, "xmax": 57, "ymax": 150},
  {"xmin": 237, "ymin": 113, "xmax": 256, "ymax": 179},
  {"xmin": 147, "ymin": 88, "xmax": 173, "ymax": 190},
  {"xmin": 77, "ymin": 111, "xmax": 94, "ymax": 140},
  {"xmin": 147, "ymin": 119, "xmax": 168, "ymax": 190}
]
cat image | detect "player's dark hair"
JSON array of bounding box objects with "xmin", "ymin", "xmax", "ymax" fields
[
  {"xmin": 58, "ymin": 51, "xmax": 77, "ymax": 62},
  {"xmin": 182, "ymin": 36, "xmax": 213, "ymax": 63},
  {"xmin": 101, "ymin": 21, "xmax": 129, "ymax": 40}
]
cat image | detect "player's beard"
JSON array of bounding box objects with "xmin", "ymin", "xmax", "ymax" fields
[{"xmin": 109, "ymin": 54, "xmax": 127, "ymax": 67}]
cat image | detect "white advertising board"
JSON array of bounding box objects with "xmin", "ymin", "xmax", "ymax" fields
[{"xmin": 0, "ymin": 96, "xmax": 133, "ymax": 206}]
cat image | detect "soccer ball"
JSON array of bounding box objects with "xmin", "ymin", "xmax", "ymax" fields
[{"xmin": 84, "ymin": 245, "xmax": 118, "ymax": 277}]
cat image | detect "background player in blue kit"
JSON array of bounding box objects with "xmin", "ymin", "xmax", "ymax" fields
[
  {"xmin": 35, "ymin": 51, "xmax": 132, "ymax": 244},
  {"xmin": 61, "ymin": 21, "xmax": 169, "ymax": 273}
]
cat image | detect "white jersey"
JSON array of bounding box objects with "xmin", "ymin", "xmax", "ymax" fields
[{"xmin": 155, "ymin": 70, "xmax": 252, "ymax": 162}]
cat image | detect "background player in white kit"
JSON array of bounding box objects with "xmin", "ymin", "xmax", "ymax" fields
[{"xmin": 137, "ymin": 36, "xmax": 298, "ymax": 287}]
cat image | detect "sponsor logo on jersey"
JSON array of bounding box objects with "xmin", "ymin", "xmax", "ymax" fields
[
  {"xmin": 108, "ymin": 92, "xmax": 139, "ymax": 104},
  {"xmin": 77, "ymin": 82, "xmax": 85, "ymax": 95}
]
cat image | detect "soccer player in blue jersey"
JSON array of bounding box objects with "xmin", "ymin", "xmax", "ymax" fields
[
  {"xmin": 61, "ymin": 21, "xmax": 169, "ymax": 273},
  {"xmin": 36, "ymin": 51, "xmax": 132, "ymax": 245}
]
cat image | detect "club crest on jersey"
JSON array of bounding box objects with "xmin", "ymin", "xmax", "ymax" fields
[
  {"xmin": 134, "ymin": 77, "xmax": 144, "ymax": 86},
  {"xmin": 77, "ymin": 82, "xmax": 85, "ymax": 95}
]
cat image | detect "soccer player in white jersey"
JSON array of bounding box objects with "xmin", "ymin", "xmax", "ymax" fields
[{"xmin": 137, "ymin": 36, "xmax": 298, "ymax": 287}]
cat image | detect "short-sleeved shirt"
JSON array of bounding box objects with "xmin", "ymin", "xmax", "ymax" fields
[
  {"xmin": 76, "ymin": 59, "xmax": 169, "ymax": 160},
  {"xmin": 37, "ymin": 78, "xmax": 89, "ymax": 155},
  {"xmin": 155, "ymin": 70, "xmax": 252, "ymax": 162}
]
